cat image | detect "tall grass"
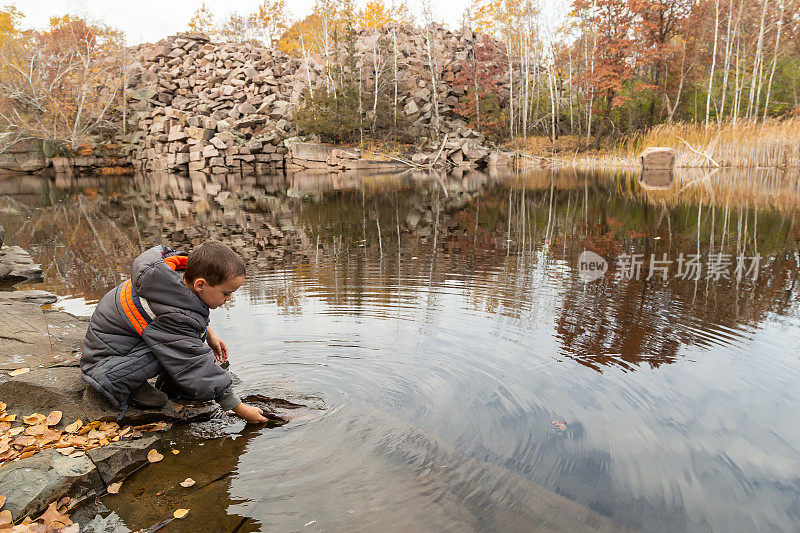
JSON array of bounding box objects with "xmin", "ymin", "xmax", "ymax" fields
[
  {"xmin": 519, "ymin": 119, "xmax": 800, "ymax": 169},
  {"xmin": 638, "ymin": 119, "xmax": 800, "ymax": 168}
]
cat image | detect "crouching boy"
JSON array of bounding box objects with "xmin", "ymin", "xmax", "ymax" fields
[{"xmin": 81, "ymin": 240, "xmax": 268, "ymax": 423}]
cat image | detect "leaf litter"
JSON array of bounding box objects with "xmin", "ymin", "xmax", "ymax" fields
[{"xmin": 0, "ymin": 402, "xmax": 172, "ymax": 466}]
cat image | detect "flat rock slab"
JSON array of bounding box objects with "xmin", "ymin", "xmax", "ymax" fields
[
  {"xmin": 289, "ymin": 142, "xmax": 336, "ymax": 162},
  {"xmin": 0, "ymin": 449, "xmax": 104, "ymax": 519},
  {"xmin": 0, "ymin": 366, "xmax": 218, "ymax": 426},
  {"xmin": 0, "ymin": 290, "xmax": 58, "ymax": 305},
  {"xmin": 86, "ymin": 435, "xmax": 159, "ymax": 484},
  {"xmin": 0, "ymin": 301, "xmax": 86, "ymax": 371},
  {"xmin": 0, "ymin": 246, "xmax": 43, "ymax": 284}
]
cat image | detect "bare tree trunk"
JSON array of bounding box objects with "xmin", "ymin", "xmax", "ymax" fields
[
  {"xmin": 763, "ymin": 2, "xmax": 783, "ymax": 120},
  {"xmin": 706, "ymin": 0, "xmax": 721, "ymax": 127},
  {"xmin": 718, "ymin": 0, "xmax": 738, "ymax": 121},
  {"xmin": 747, "ymin": 0, "xmax": 769, "ymax": 119},
  {"xmin": 506, "ymin": 38, "xmax": 514, "ymax": 140},
  {"xmin": 393, "ymin": 29, "xmax": 398, "ymax": 133}
]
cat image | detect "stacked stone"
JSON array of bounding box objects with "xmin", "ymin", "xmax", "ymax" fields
[
  {"xmin": 120, "ymin": 25, "xmax": 516, "ymax": 175},
  {"xmin": 123, "ymin": 33, "xmax": 294, "ymax": 177}
]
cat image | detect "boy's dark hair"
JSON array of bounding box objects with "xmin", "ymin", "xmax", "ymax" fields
[{"xmin": 184, "ymin": 240, "xmax": 245, "ymax": 286}]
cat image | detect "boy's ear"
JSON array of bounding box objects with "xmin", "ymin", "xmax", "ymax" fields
[{"xmin": 193, "ymin": 277, "xmax": 207, "ymax": 291}]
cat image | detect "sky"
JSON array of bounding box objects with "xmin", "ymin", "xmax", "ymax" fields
[
  {"xmin": 15, "ymin": 0, "xmax": 475, "ymax": 45},
  {"xmin": 16, "ymin": 0, "xmax": 569, "ymax": 45}
]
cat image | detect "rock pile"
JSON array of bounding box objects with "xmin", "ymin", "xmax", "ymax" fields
[{"xmin": 120, "ymin": 24, "xmax": 515, "ymax": 175}]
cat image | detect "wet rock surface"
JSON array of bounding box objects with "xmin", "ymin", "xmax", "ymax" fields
[
  {"xmin": 0, "ymin": 246, "xmax": 43, "ymax": 284},
  {"xmin": 0, "ymin": 449, "xmax": 103, "ymax": 519}
]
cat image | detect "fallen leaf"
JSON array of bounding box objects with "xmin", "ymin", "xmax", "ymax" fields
[
  {"xmin": 179, "ymin": 478, "xmax": 195, "ymax": 488},
  {"xmin": 38, "ymin": 501, "xmax": 72, "ymax": 529},
  {"xmin": 549, "ymin": 420, "xmax": 567, "ymax": 431},
  {"xmin": 68, "ymin": 451, "xmax": 85, "ymax": 458},
  {"xmin": 8, "ymin": 427, "xmax": 23, "ymax": 436},
  {"xmin": 0, "ymin": 415, "xmax": 16, "ymax": 423},
  {"xmin": 12, "ymin": 435, "xmax": 35, "ymax": 447},
  {"xmin": 23, "ymin": 413, "xmax": 46, "ymax": 426},
  {"xmin": 147, "ymin": 449, "xmax": 163, "ymax": 463},
  {"xmin": 17, "ymin": 450, "xmax": 35, "ymax": 460},
  {"xmin": 45, "ymin": 411, "xmax": 63, "ymax": 426},
  {"xmin": 24, "ymin": 424, "xmax": 46, "ymax": 436},
  {"xmin": 64, "ymin": 420, "xmax": 83, "ymax": 434},
  {"xmin": 0, "ymin": 494, "xmax": 5, "ymax": 508},
  {"xmin": 57, "ymin": 447, "xmax": 75, "ymax": 456},
  {"xmin": 173, "ymin": 509, "xmax": 189, "ymax": 519},
  {"xmin": 171, "ymin": 449, "xmax": 179, "ymax": 455},
  {"xmin": 0, "ymin": 509, "xmax": 10, "ymax": 526},
  {"xmin": 173, "ymin": 404, "xmax": 183, "ymax": 413},
  {"xmin": 0, "ymin": 422, "xmax": 10, "ymax": 432},
  {"xmin": 0, "ymin": 402, "xmax": 6, "ymax": 411},
  {"xmin": 106, "ymin": 482, "xmax": 122, "ymax": 494},
  {"xmin": 8, "ymin": 368, "xmax": 30, "ymax": 376}
]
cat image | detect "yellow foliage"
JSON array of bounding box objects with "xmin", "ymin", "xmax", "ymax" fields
[
  {"xmin": 187, "ymin": 1, "xmax": 217, "ymax": 40},
  {"xmin": 357, "ymin": 0, "xmax": 413, "ymax": 30},
  {"xmin": 248, "ymin": 0, "xmax": 290, "ymax": 45}
]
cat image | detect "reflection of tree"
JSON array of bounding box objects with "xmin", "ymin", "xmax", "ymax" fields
[{"xmin": 4, "ymin": 168, "xmax": 799, "ymax": 372}]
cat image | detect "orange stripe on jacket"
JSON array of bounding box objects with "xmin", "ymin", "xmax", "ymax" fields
[
  {"xmin": 125, "ymin": 281, "xmax": 149, "ymax": 333},
  {"xmin": 164, "ymin": 255, "xmax": 187, "ymax": 271},
  {"xmin": 120, "ymin": 281, "xmax": 145, "ymax": 335}
]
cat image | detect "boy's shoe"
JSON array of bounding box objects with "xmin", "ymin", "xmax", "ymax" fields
[{"xmin": 131, "ymin": 382, "xmax": 169, "ymax": 409}]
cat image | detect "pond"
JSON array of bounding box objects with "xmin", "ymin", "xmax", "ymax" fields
[{"xmin": 1, "ymin": 167, "xmax": 799, "ymax": 531}]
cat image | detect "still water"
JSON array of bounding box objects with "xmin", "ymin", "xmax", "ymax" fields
[{"xmin": 2, "ymin": 168, "xmax": 800, "ymax": 531}]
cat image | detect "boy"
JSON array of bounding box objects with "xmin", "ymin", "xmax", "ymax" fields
[{"xmin": 81, "ymin": 240, "xmax": 268, "ymax": 423}]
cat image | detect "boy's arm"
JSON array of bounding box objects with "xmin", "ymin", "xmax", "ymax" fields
[{"xmin": 142, "ymin": 311, "xmax": 239, "ymax": 407}]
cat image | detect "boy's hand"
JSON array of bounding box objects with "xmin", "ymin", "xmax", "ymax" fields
[
  {"xmin": 233, "ymin": 402, "xmax": 270, "ymax": 423},
  {"xmin": 206, "ymin": 327, "xmax": 228, "ymax": 363}
]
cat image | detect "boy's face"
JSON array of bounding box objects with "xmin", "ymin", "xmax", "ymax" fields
[{"xmin": 190, "ymin": 275, "xmax": 245, "ymax": 309}]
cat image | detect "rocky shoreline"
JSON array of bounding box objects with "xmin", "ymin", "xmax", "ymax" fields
[{"xmin": 0, "ymin": 245, "xmax": 223, "ymax": 523}]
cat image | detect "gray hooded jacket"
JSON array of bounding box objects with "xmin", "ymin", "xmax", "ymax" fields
[{"xmin": 81, "ymin": 245, "xmax": 240, "ymax": 412}]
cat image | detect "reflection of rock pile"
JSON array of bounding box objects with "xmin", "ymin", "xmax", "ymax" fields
[{"xmin": 122, "ymin": 26, "xmax": 515, "ymax": 174}]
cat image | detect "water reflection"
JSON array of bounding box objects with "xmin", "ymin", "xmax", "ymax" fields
[{"xmin": 2, "ymin": 168, "xmax": 800, "ymax": 530}]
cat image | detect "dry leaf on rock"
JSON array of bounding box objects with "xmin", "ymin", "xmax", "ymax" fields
[
  {"xmin": 0, "ymin": 509, "xmax": 11, "ymax": 526},
  {"xmin": 173, "ymin": 509, "xmax": 189, "ymax": 519},
  {"xmin": 24, "ymin": 424, "xmax": 46, "ymax": 436},
  {"xmin": 45, "ymin": 411, "xmax": 63, "ymax": 427},
  {"xmin": 8, "ymin": 368, "xmax": 30, "ymax": 377},
  {"xmin": 0, "ymin": 415, "xmax": 14, "ymax": 423},
  {"xmin": 23, "ymin": 413, "xmax": 45, "ymax": 426},
  {"xmin": 38, "ymin": 501, "xmax": 72, "ymax": 530},
  {"xmin": 7, "ymin": 427, "xmax": 22, "ymax": 437},
  {"xmin": 106, "ymin": 482, "xmax": 122, "ymax": 494},
  {"xmin": 57, "ymin": 447, "xmax": 75, "ymax": 456},
  {"xmin": 179, "ymin": 478, "xmax": 195, "ymax": 487},
  {"xmin": 13, "ymin": 435, "xmax": 35, "ymax": 447},
  {"xmin": 171, "ymin": 449, "xmax": 179, "ymax": 455},
  {"xmin": 147, "ymin": 449, "xmax": 163, "ymax": 463},
  {"xmin": 63, "ymin": 420, "xmax": 82, "ymax": 434}
]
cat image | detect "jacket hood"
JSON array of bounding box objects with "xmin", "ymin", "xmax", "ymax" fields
[{"xmin": 131, "ymin": 245, "xmax": 209, "ymax": 316}]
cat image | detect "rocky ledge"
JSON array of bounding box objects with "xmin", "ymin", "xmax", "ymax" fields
[{"xmin": 0, "ymin": 273, "xmax": 218, "ymax": 521}]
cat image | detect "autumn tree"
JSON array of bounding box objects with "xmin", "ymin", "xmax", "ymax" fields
[
  {"xmin": 248, "ymin": 0, "xmax": 290, "ymax": 46},
  {"xmin": 0, "ymin": 14, "xmax": 124, "ymax": 149},
  {"xmin": 187, "ymin": 2, "xmax": 218, "ymax": 40}
]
